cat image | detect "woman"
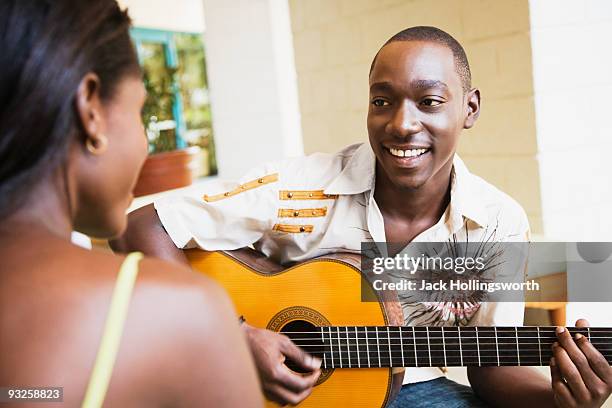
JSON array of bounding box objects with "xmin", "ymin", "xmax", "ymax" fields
[{"xmin": 0, "ymin": 1, "xmax": 262, "ymax": 406}]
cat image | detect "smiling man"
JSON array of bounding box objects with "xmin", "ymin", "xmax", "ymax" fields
[{"xmin": 113, "ymin": 27, "xmax": 612, "ymax": 407}]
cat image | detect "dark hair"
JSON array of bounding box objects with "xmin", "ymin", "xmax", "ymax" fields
[
  {"xmin": 0, "ymin": 0, "xmax": 140, "ymax": 217},
  {"xmin": 370, "ymin": 26, "xmax": 472, "ymax": 93}
]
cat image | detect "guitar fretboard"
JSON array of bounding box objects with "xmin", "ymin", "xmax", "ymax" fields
[{"xmin": 286, "ymin": 326, "xmax": 612, "ymax": 369}]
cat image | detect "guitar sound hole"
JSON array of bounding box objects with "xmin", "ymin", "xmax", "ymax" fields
[{"xmin": 281, "ymin": 320, "xmax": 325, "ymax": 373}]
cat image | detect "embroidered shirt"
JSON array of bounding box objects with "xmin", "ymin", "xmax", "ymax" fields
[{"xmin": 154, "ymin": 142, "xmax": 530, "ymax": 383}]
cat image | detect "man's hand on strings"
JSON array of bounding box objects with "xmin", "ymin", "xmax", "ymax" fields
[{"xmin": 551, "ymin": 319, "xmax": 612, "ymax": 408}]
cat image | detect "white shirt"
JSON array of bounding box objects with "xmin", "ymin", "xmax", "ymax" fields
[{"xmin": 155, "ymin": 142, "xmax": 530, "ymax": 383}]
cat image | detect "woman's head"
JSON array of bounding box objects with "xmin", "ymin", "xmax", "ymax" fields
[{"xmin": 0, "ymin": 0, "xmax": 148, "ymax": 238}]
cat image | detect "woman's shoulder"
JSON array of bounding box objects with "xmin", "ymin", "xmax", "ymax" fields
[{"xmin": 1, "ymin": 241, "xmax": 242, "ymax": 406}]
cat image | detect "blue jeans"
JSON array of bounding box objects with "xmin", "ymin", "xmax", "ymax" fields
[{"xmin": 388, "ymin": 378, "xmax": 488, "ymax": 408}]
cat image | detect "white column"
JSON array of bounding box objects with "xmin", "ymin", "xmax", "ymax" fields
[
  {"xmin": 529, "ymin": 0, "xmax": 612, "ymax": 241},
  {"xmin": 529, "ymin": 0, "xmax": 612, "ymax": 326},
  {"xmin": 202, "ymin": 0, "xmax": 303, "ymax": 179}
]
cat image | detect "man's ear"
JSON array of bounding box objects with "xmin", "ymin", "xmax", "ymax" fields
[
  {"xmin": 463, "ymin": 88, "xmax": 481, "ymax": 130},
  {"xmin": 75, "ymin": 72, "xmax": 106, "ymax": 149}
]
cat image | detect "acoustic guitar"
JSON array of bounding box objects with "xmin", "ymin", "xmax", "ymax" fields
[{"xmin": 185, "ymin": 248, "xmax": 612, "ymax": 408}]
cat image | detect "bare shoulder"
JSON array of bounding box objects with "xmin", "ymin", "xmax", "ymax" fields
[
  {"xmin": 1, "ymin": 241, "xmax": 260, "ymax": 407},
  {"xmin": 73, "ymin": 251, "xmax": 260, "ymax": 406},
  {"xmin": 114, "ymin": 254, "xmax": 261, "ymax": 407},
  {"xmin": 134, "ymin": 255, "xmax": 233, "ymax": 317}
]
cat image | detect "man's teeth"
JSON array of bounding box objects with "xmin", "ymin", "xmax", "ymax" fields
[{"xmin": 389, "ymin": 148, "xmax": 428, "ymax": 158}]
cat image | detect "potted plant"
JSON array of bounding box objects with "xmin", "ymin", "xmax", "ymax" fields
[{"xmin": 133, "ymin": 67, "xmax": 201, "ymax": 197}]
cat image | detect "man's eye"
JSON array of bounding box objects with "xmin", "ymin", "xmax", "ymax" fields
[
  {"xmin": 372, "ymin": 99, "xmax": 389, "ymax": 107},
  {"xmin": 421, "ymin": 98, "xmax": 443, "ymax": 107}
]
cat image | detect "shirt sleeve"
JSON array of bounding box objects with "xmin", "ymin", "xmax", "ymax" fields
[{"xmin": 153, "ymin": 163, "xmax": 279, "ymax": 251}]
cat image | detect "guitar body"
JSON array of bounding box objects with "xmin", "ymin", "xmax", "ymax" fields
[{"xmin": 186, "ymin": 249, "xmax": 404, "ymax": 408}]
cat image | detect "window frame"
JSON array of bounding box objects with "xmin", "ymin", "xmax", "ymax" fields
[{"xmin": 130, "ymin": 27, "xmax": 190, "ymax": 149}]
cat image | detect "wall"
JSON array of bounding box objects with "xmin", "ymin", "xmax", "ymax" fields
[
  {"xmin": 119, "ymin": 0, "xmax": 304, "ymax": 179},
  {"xmin": 288, "ymin": 0, "xmax": 543, "ymax": 233},
  {"xmin": 118, "ymin": 0, "xmax": 205, "ymax": 32},
  {"xmin": 529, "ymin": 0, "xmax": 612, "ymax": 329},
  {"xmin": 529, "ymin": 0, "xmax": 612, "ymax": 241},
  {"xmin": 202, "ymin": 0, "xmax": 304, "ymax": 179}
]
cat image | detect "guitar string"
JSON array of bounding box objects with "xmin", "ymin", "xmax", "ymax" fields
[
  {"xmin": 290, "ymin": 342, "xmax": 612, "ymax": 351},
  {"xmin": 276, "ymin": 329, "xmax": 608, "ymax": 335},
  {"xmin": 289, "ymin": 348, "xmax": 612, "ymax": 356},
  {"xmin": 302, "ymin": 356, "xmax": 609, "ymax": 367},
  {"xmin": 291, "ymin": 351, "xmax": 611, "ymax": 364},
  {"xmin": 290, "ymin": 345, "xmax": 612, "ymax": 354},
  {"xmin": 281, "ymin": 337, "xmax": 612, "ymax": 343}
]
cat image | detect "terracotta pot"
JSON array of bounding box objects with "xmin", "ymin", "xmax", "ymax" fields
[{"xmin": 133, "ymin": 146, "xmax": 201, "ymax": 197}]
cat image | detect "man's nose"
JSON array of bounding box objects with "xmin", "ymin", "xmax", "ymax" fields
[{"xmin": 386, "ymin": 101, "xmax": 422, "ymax": 137}]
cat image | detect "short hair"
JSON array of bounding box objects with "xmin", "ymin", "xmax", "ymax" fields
[
  {"xmin": 369, "ymin": 26, "xmax": 472, "ymax": 93},
  {"xmin": 0, "ymin": 0, "xmax": 140, "ymax": 217}
]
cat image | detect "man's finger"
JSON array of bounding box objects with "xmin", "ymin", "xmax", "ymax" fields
[
  {"xmin": 556, "ymin": 327, "xmax": 600, "ymax": 388},
  {"xmin": 553, "ymin": 341, "xmax": 591, "ymax": 402},
  {"xmin": 280, "ymin": 337, "xmax": 322, "ymax": 371},
  {"xmin": 271, "ymin": 364, "xmax": 320, "ymax": 393},
  {"xmin": 551, "ymin": 357, "xmax": 576, "ymax": 408},
  {"xmin": 265, "ymin": 382, "xmax": 314, "ymax": 406},
  {"xmin": 574, "ymin": 333, "xmax": 612, "ymax": 383},
  {"xmin": 575, "ymin": 319, "xmax": 590, "ymax": 328}
]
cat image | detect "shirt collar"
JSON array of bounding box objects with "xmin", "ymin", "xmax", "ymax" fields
[
  {"xmin": 324, "ymin": 143, "xmax": 376, "ymax": 195},
  {"xmin": 449, "ymin": 155, "xmax": 488, "ymax": 229},
  {"xmin": 324, "ymin": 143, "xmax": 488, "ymax": 228}
]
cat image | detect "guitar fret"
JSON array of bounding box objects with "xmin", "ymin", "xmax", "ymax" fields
[
  {"xmin": 460, "ymin": 327, "xmax": 478, "ymax": 366},
  {"xmin": 588, "ymin": 327, "xmax": 591, "ymax": 342},
  {"xmin": 476, "ymin": 327, "xmax": 481, "ymax": 366},
  {"xmin": 321, "ymin": 327, "xmax": 327, "ymax": 369},
  {"xmin": 387, "ymin": 327, "xmax": 392, "ymax": 367},
  {"xmin": 537, "ymin": 327, "xmax": 542, "ymax": 366},
  {"xmin": 355, "ymin": 327, "xmax": 360, "ymax": 368},
  {"xmin": 473, "ymin": 327, "xmax": 497, "ymax": 367},
  {"xmin": 412, "ymin": 327, "xmax": 418, "ymax": 368},
  {"xmin": 426, "ymin": 326, "xmax": 432, "ymax": 366},
  {"xmin": 375, "ymin": 327, "xmax": 381, "ymax": 368},
  {"xmin": 442, "ymin": 327, "xmax": 447, "ymax": 367},
  {"xmin": 515, "ymin": 327, "xmax": 521, "ymax": 366},
  {"xmin": 517, "ymin": 327, "xmax": 541, "ymax": 367},
  {"xmin": 494, "ymin": 327, "xmax": 500, "ymax": 366},
  {"xmin": 328, "ymin": 326, "xmax": 334, "ymax": 368},
  {"xmin": 346, "ymin": 327, "xmax": 351, "ymax": 368},
  {"xmin": 427, "ymin": 327, "xmax": 443, "ymax": 366},
  {"xmin": 458, "ymin": 326, "xmax": 464, "ymax": 366},
  {"xmin": 444, "ymin": 327, "xmax": 460, "ymax": 366},
  {"xmin": 399, "ymin": 327, "xmax": 405, "ymax": 366},
  {"xmin": 366, "ymin": 327, "xmax": 371, "ymax": 368},
  {"xmin": 337, "ymin": 326, "xmax": 342, "ymax": 368}
]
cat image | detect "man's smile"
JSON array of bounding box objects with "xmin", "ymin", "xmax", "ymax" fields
[{"xmin": 383, "ymin": 145, "xmax": 431, "ymax": 168}]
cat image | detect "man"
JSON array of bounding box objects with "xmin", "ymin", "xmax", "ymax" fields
[{"xmin": 114, "ymin": 27, "xmax": 612, "ymax": 407}]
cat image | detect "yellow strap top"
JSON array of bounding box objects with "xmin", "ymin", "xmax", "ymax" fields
[{"xmin": 82, "ymin": 252, "xmax": 143, "ymax": 408}]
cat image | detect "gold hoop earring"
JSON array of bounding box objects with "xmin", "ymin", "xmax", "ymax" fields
[{"xmin": 86, "ymin": 134, "xmax": 108, "ymax": 155}]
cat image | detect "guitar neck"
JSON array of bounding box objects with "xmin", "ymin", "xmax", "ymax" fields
[{"xmin": 288, "ymin": 326, "xmax": 612, "ymax": 369}]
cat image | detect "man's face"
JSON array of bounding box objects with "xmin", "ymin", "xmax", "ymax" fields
[{"xmin": 367, "ymin": 40, "xmax": 475, "ymax": 191}]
